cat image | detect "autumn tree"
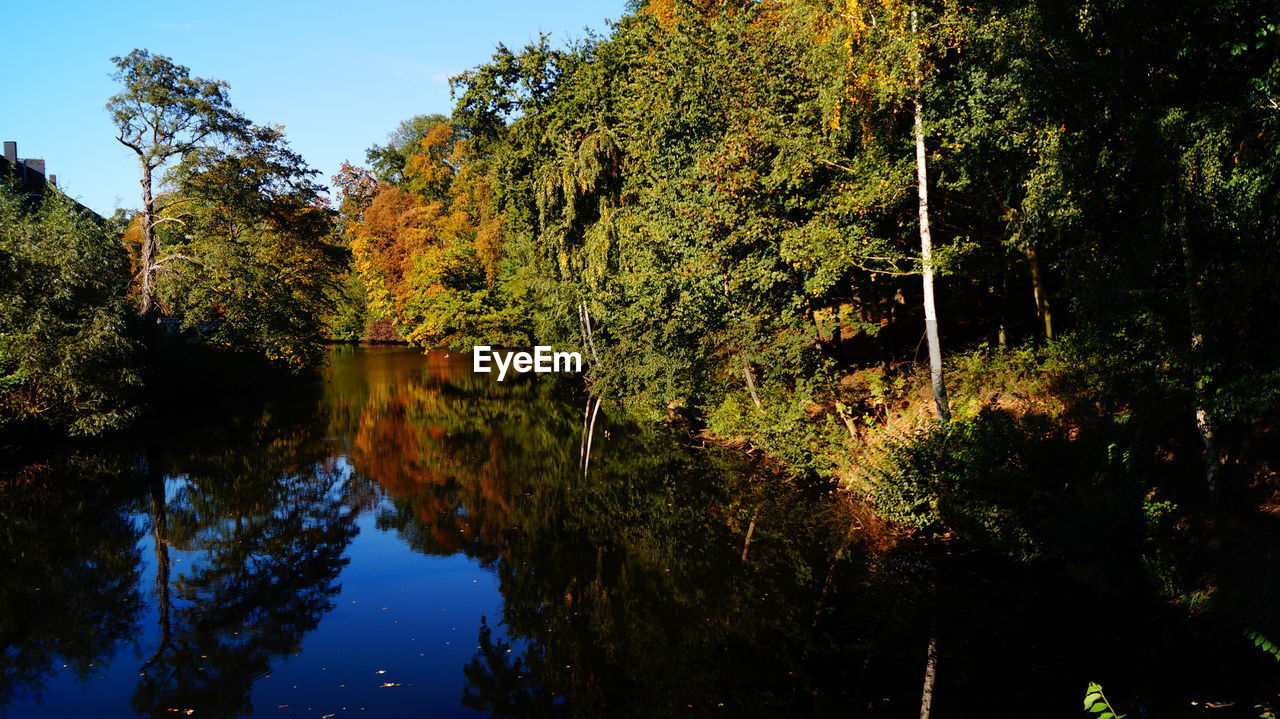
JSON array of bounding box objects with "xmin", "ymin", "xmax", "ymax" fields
[
  {"xmin": 337, "ymin": 117, "xmax": 522, "ymax": 349},
  {"xmin": 107, "ymin": 49, "xmax": 247, "ymax": 332},
  {"xmin": 366, "ymin": 113, "xmax": 451, "ymax": 185}
]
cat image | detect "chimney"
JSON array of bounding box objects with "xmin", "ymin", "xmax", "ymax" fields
[
  {"xmin": 22, "ymin": 158, "xmax": 45, "ymax": 176},
  {"xmin": 49, "ymin": 174, "xmax": 57, "ymax": 186},
  {"xmin": 3, "ymin": 142, "xmax": 14, "ymax": 163}
]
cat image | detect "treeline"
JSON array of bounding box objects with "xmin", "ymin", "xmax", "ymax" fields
[
  {"xmin": 2, "ymin": 50, "xmax": 345, "ymax": 439},
  {"xmin": 331, "ymin": 6, "xmax": 1280, "ymax": 697},
  {"xmin": 5, "ymin": 0, "xmax": 1279, "ymax": 515},
  {"xmin": 336, "ymin": 0, "xmax": 1279, "ymax": 505}
]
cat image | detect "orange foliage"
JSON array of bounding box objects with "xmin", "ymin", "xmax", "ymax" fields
[
  {"xmin": 332, "ymin": 161, "xmax": 379, "ymax": 217},
  {"xmin": 121, "ymin": 214, "xmax": 144, "ymax": 305},
  {"xmin": 340, "ymin": 120, "xmax": 508, "ymax": 341},
  {"xmin": 405, "ymin": 122, "xmax": 458, "ymax": 200},
  {"xmin": 351, "ymin": 184, "xmax": 444, "ymax": 321},
  {"xmin": 640, "ymin": 0, "xmax": 751, "ymax": 29}
]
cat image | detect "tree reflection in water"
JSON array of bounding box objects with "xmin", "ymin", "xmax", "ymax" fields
[
  {"xmin": 328, "ymin": 349, "xmax": 923, "ymax": 716},
  {"xmin": 5, "ymin": 347, "xmax": 1280, "ymax": 718},
  {"xmin": 0, "ymin": 454, "xmax": 145, "ymax": 707},
  {"xmin": 130, "ymin": 397, "xmax": 360, "ymax": 718},
  {"xmin": 331, "ymin": 348, "xmax": 1280, "ymax": 718},
  {"xmin": 0, "ymin": 383, "xmax": 362, "ymax": 718}
]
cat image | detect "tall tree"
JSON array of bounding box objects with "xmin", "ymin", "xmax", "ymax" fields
[
  {"xmin": 106, "ymin": 49, "xmax": 246, "ymax": 331},
  {"xmin": 910, "ymin": 4, "xmax": 951, "ymax": 423},
  {"xmin": 795, "ymin": 0, "xmax": 958, "ymax": 419}
]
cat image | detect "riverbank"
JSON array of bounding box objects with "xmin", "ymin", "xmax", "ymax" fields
[{"xmin": 693, "ymin": 337, "xmax": 1280, "ymax": 703}]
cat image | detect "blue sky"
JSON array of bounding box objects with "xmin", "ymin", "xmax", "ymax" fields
[{"xmin": 1, "ymin": 0, "xmax": 626, "ymax": 216}]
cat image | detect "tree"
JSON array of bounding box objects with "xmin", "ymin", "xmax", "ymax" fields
[
  {"xmin": 909, "ymin": 4, "xmax": 952, "ymax": 424},
  {"xmin": 0, "ymin": 180, "xmax": 141, "ymax": 436},
  {"xmin": 338, "ymin": 117, "xmax": 523, "ymax": 349},
  {"xmin": 802, "ymin": 0, "xmax": 958, "ymax": 422},
  {"xmin": 365, "ymin": 113, "xmax": 450, "ymax": 185},
  {"xmin": 106, "ymin": 49, "xmax": 247, "ymax": 331},
  {"xmin": 154, "ymin": 124, "xmax": 340, "ymax": 371}
]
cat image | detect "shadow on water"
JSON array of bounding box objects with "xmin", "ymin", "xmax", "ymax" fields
[{"xmin": 2, "ymin": 346, "xmax": 1279, "ymax": 717}]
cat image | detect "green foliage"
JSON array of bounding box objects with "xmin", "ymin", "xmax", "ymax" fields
[
  {"xmin": 1083, "ymin": 682, "xmax": 1126, "ymax": 718},
  {"xmin": 156, "ymin": 124, "xmax": 340, "ymax": 371},
  {"xmin": 106, "ymin": 48, "xmax": 248, "ymax": 170},
  {"xmin": 313, "ymin": 0, "xmax": 1279, "ymax": 546},
  {"xmin": 869, "ymin": 410, "xmax": 1141, "ymax": 562},
  {"xmin": 1246, "ymin": 630, "xmax": 1280, "ymax": 662},
  {"xmin": 365, "ymin": 113, "xmax": 449, "ymax": 185},
  {"xmin": 323, "ymin": 264, "xmax": 370, "ymax": 342},
  {"xmin": 0, "ymin": 181, "xmax": 141, "ymax": 436},
  {"xmin": 400, "ymin": 243, "xmax": 529, "ymax": 349}
]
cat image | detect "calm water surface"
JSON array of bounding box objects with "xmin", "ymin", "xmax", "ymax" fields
[{"xmin": 2, "ymin": 347, "xmax": 1277, "ymax": 717}]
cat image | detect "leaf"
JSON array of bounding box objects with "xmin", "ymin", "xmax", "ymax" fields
[
  {"xmin": 1083, "ymin": 682, "xmax": 1123, "ymax": 718},
  {"xmin": 1245, "ymin": 630, "xmax": 1280, "ymax": 661}
]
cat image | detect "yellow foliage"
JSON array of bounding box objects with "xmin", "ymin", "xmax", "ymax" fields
[{"xmin": 341, "ymin": 120, "xmax": 508, "ymax": 341}]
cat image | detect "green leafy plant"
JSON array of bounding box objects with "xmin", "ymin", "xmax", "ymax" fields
[
  {"xmin": 1083, "ymin": 682, "xmax": 1125, "ymax": 718},
  {"xmin": 1246, "ymin": 630, "xmax": 1280, "ymax": 662}
]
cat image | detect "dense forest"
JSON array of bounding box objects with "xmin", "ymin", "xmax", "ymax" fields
[{"xmin": 3, "ymin": 0, "xmax": 1280, "ymax": 711}]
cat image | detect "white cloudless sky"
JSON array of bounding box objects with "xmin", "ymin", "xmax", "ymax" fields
[{"xmin": 1, "ymin": 0, "xmax": 626, "ymax": 216}]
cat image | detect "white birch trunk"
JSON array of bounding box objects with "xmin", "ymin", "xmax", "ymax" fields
[{"xmin": 912, "ymin": 6, "xmax": 951, "ymax": 424}]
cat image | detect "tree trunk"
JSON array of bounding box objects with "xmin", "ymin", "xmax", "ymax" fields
[
  {"xmin": 744, "ymin": 361, "xmax": 763, "ymax": 411},
  {"xmin": 918, "ymin": 624, "xmax": 939, "ymax": 719},
  {"xmin": 912, "ymin": 6, "xmax": 950, "ymax": 424},
  {"xmin": 582, "ymin": 395, "xmax": 603, "ymax": 478},
  {"xmin": 875, "ymin": 295, "xmax": 892, "ymax": 375},
  {"xmin": 741, "ymin": 507, "xmax": 759, "ymax": 562},
  {"xmin": 997, "ymin": 263, "xmax": 1009, "ymax": 348},
  {"xmin": 580, "ymin": 395, "xmax": 592, "ymax": 469},
  {"xmin": 919, "ymin": 558, "xmax": 942, "ymax": 719},
  {"xmin": 1179, "ymin": 231, "xmax": 1219, "ymax": 506},
  {"xmin": 142, "ymin": 469, "xmax": 172, "ymax": 671},
  {"xmin": 139, "ymin": 164, "xmax": 160, "ymax": 338},
  {"xmin": 1023, "ymin": 242, "xmax": 1054, "ymax": 341}
]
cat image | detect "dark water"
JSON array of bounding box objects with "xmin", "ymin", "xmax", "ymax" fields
[{"xmin": 1, "ymin": 347, "xmax": 1278, "ymax": 718}]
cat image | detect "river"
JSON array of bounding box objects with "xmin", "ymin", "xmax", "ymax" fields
[{"xmin": 0, "ymin": 346, "xmax": 1273, "ymax": 717}]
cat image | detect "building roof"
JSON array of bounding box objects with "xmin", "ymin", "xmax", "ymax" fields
[{"xmin": 2, "ymin": 140, "xmax": 104, "ymax": 221}]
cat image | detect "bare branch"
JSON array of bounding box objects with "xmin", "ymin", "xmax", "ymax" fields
[
  {"xmin": 850, "ymin": 262, "xmax": 920, "ymax": 277},
  {"xmin": 815, "ymin": 157, "xmax": 857, "ymax": 174},
  {"xmin": 153, "ymin": 252, "xmax": 201, "ymax": 271},
  {"xmin": 154, "ymin": 196, "xmax": 198, "ymax": 213},
  {"xmin": 115, "ymin": 134, "xmax": 143, "ymax": 156}
]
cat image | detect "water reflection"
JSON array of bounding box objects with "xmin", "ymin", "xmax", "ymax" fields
[
  {"xmin": 325, "ymin": 349, "xmax": 930, "ymax": 716},
  {"xmin": 2, "ymin": 347, "xmax": 1279, "ymax": 717},
  {"xmin": 133, "ymin": 466, "xmax": 358, "ymax": 715},
  {"xmin": 325, "ymin": 348, "xmax": 576, "ymax": 560},
  {"xmin": 0, "ymin": 454, "xmax": 145, "ymax": 706}
]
